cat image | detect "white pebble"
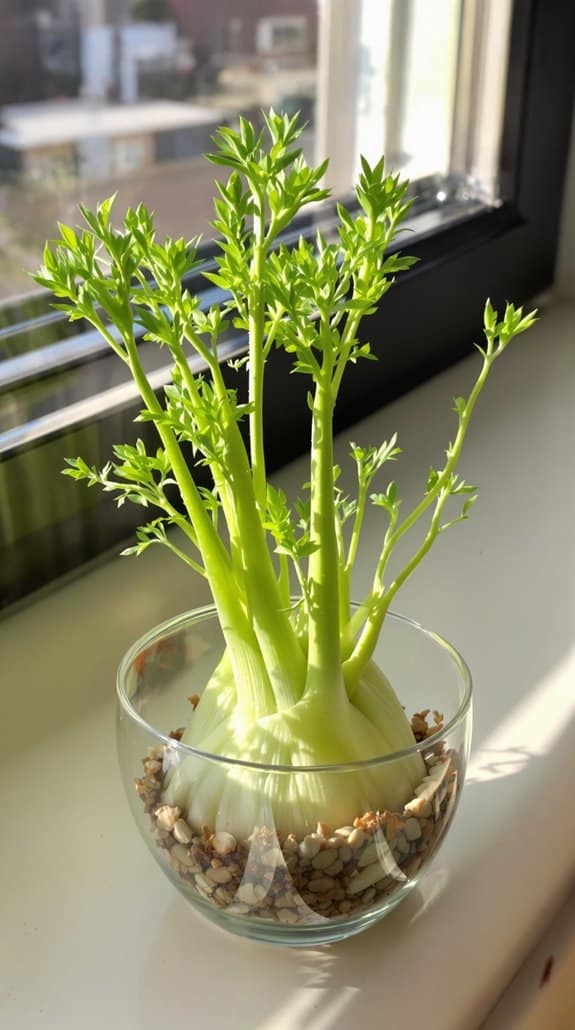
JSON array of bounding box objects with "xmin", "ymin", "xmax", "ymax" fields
[
  {"xmin": 237, "ymin": 882, "xmax": 266, "ymax": 906},
  {"xmin": 173, "ymin": 819, "xmax": 193, "ymax": 844},
  {"xmin": 347, "ymin": 863, "xmax": 388, "ymax": 895},
  {"xmin": 348, "ymin": 828, "xmax": 367, "ymax": 849},
  {"xmin": 211, "ymin": 831, "xmax": 237, "ymax": 856},
  {"xmin": 227, "ymin": 903, "xmax": 250, "ymax": 915},
  {"xmin": 312, "ymin": 849, "xmax": 338, "ymax": 870},
  {"xmin": 154, "ymin": 805, "xmax": 180, "ymax": 831},
  {"xmin": 194, "ymin": 872, "xmax": 213, "ymax": 894},
  {"xmin": 299, "ymin": 834, "xmax": 322, "ymax": 860},
  {"xmin": 405, "ymin": 796, "xmax": 432, "ymax": 818}
]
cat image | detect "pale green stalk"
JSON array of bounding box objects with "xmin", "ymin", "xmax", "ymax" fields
[
  {"xmin": 344, "ymin": 348, "xmax": 495, "ymax": 688},
  {"xmin": 120, "ymin": 326, "xmax": 277, "ymax": 720},
  {"xmin": 171, "ymin": 306, "xmax": 307, "ymax": 708},
  {"xmin": 248, "ymin": 195, "xmax": 268, "ymax": 511},
  {"xmin": 304, "ymin": 374, "xmax": 345, "ymax": 697}
]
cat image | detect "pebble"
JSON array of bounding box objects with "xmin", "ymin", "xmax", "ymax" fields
[
  {"xmin": 404, "ymin": 818, "xmax": 422, "ymax": 842},
  {"xmin": 347, "ymin": 863, "xmax": 388, "ymax": 895},
  {"xmin": 144, "ymin": 759, "xmax": 162, "ymax": 775},
  {"xmin": 357, "ymin": 842, "xmax": 378, "ymax": 867},
  {"xmin": 308, "ymin": 877, "xmax": 336, "ymax": 894},
  {"xmin": 194, "ymin": 873, "xmax": 213, "ymax": 894},
  {"xmin": 155, "ymin": 805, "xmax": 180, "ymax": 831},
  {"xmin": 211, "ymin": 831, "xmax": 237, "ymax": 856},
  {"xmin": 227, "ymin": 903, "xmax": 250, "ymax": 915},
  {"xmin": 214, "ymin": 886, "xmax": 233, "ymax": 904},
  {"xmin": 171, "ymin": 843, "xmax": 193, "ymax": 866},
  {"xmin": 276, "ymin": 893, "xmax": 296, "ymax": 908},
  {"xmin": 324, "ymin": 859, "xmax": 343, "ymax": 877},
  {"xmin": 207, "ymin": 866, "xmax": 233, "ymax": 885},
  {"xmin": 394, "ymin": 832, "xmax": 409, "ymax": 855},
  {"xmin": 276, "ymin": 908, "xmax": 299, "ymax": 924},
  {"xmin": 404, "ymin": 796, "xmax": 432, "ymax": 818},
  {"xmin": 385, "ymin": 813, "xmax": 405, "ymax": 840},
  {"xmin": 312, "ymin": 849, "xmax": 339, "ymax": 871},
  {"xmin": 261, "ymin": 848, "xmax": 283, "ymax": 868},
  {"xmin": 299, "ymin": 834, "xmax": 322, "ymax": 860},
  {"xmin": 173, "ymin": 819, "xmax": 193, "ymax": 844},
  {"xmin": 237, "ymin": 882, "xmax": 267, "ymax": 906},
  {"xmin": 348, "ymin": 828, "xmax": 367, "ymax": 849}
]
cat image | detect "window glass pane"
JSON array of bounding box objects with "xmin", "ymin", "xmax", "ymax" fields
[
  {"xmin": 0, "ymin": 0, "xmax": 320, "ymax": 309},
  {"xmin": 0, "ymin": 0, "xmax": 511, "ymax": 316}
]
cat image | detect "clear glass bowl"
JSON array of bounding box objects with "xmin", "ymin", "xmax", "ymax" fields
[{"xmin": 117, "ymin": 605, "xmax": 472, "ymax": 946}]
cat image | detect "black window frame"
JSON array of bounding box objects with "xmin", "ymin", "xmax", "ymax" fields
[{"xmin": 1, "ymin": 0, "xmax": 574, "ymax": 613}]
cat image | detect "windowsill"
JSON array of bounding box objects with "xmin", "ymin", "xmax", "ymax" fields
[{"xmin": 2, "ymin": 299, "xmax": 575, "ymax": 1029}]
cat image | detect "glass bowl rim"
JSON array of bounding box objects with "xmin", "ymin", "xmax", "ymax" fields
[{"xmin": 116, "ymin": 604, "xmax": 472, "ymax": 773}]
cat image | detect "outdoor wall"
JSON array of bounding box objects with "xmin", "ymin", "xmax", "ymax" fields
[
  {"xmin": 81, "ymin": 21, "xmax": 178, "ymax": 103},
  {"xmin": 0, "ymin": 2, "xmax": 45, "ymax": 104},
  {"xmin": 167, "ymin": 0, "xmax": 317, "ymax": 61}
]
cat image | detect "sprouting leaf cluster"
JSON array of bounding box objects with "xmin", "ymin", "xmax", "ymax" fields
[{"xmin": 34, "ymin": 109, "xmax": 537, "ymax": 703}]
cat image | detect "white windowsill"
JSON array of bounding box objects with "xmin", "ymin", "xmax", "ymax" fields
[{"xmin": 2, "ymin": 299, "xmax": 574, "ymax": 1029}]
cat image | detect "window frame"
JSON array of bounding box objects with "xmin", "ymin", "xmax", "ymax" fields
[
  {"xmin": 1, "ymin": 0, "xmax": 574, "ymax": 613},
  {"xmin": 239, "ymin": 0, "xmax": 575, "ymax": 465}
]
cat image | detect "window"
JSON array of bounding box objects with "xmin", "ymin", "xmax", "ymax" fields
[{"xmin": 0, "ymin": 0, "xmax": 574, "ymax": 611}]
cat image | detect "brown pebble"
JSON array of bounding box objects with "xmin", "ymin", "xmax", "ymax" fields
[
  {"xmin": 308, "ymin": 877, "xmax": 336, "ymax": 894},
  {"xmin": 207, "ymin": 866, "xmax": 233, "ymax": 885},
  {"xmin": 172, "ymin": 843, "xmax": 194, "ymax": 866}
]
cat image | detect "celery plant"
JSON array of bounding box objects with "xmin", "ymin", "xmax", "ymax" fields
[{"xmin": 35, "ymin": 111, "xmax": 536, "ymax": 837}]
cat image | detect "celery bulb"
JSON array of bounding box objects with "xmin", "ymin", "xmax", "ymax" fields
[{"xmin": 163, "ymin": 658, "xmax": 425, "ymax": 841}]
